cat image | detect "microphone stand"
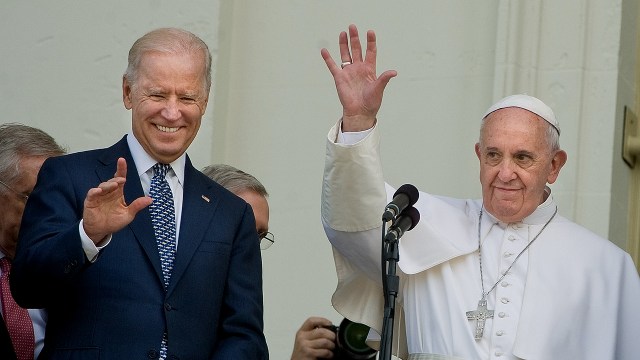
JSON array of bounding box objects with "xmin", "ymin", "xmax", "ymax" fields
[{"xmin": 379, "ymin": 223, "xmax": 399, "ymax": 360}]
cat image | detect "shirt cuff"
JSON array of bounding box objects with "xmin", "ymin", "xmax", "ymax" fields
[
  {"xmin": 336, "ymin": 119, "xmax": 374, "ymax": 144},
  {"xmin": 79, "ymin": 220, "xmax": 111, "ymax": 262}
]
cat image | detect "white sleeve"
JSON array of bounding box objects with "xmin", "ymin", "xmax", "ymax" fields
[
  {"xmin": 79, "ymin": 220, "xmax": 111, "ymax": 262},
  {"xmin": 335, "ymin": 119, "xmax": 374, "ymax": 145},
  {"xmin": 322, "ymin": 119, "xmax": 396, "ymax": 353}
]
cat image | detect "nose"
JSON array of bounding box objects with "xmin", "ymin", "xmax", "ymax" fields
[
  {"xmin": 161, "ymin": 98, "xmax": 181, "ymax": 120},
  {"xmin": 496, "ymin": 160, "xmax": 517, "ymax": 182}
]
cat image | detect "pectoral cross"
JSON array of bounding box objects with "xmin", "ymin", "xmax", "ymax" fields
[{"xmin": 466, "ymin": 297, "xmax": 494, "ymax": 340}]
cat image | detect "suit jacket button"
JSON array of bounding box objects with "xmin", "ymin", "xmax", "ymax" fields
[
  {"xmin": 63, "ymin": 260, "xmax": 79, "ymax": 274},
  {"xmin": 164, "ymin": 303, "xmax": 172, "ymax": 311},
  {"xmin": 147, "ymin": 349, "xmax": 159, "ymax": 359}
]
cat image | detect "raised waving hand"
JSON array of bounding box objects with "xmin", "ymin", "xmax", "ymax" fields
[
  {"xmin": 320, "ymin": 24, "xmax": 397, "ymax": 132},
  {"xmin": 82, "ymin": 157, "xmax": 152, "ymax": 244}
]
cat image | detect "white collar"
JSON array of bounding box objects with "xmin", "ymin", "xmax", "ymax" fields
[
  {"xmin": 483, "ymin": 187, "xmax": 557, "ymax": 227},
  {"xmin": 126, "ymin": 132, "xmax": 186, "ymax": 185}
]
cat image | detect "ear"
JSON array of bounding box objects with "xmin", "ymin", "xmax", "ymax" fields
[
  {"xmin": 122, "ymin": 76, "xmax": 133, "ymax": 110},
  {"xmin": 546, "ymin": 150, "xmax": 567, "ymax": 184},
  {"xmin": 474, "ymin": 142, "xmax": 481, "ymax": 160}
]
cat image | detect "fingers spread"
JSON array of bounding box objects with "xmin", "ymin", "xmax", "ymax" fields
[
  {"xmin": 94, "ymin": 178, "xmax": 125, "ymax": 196},
  {"xmin": 377, "ymin": 69, "xmax": 399, "ymax": 89},
  {"xmin": 129, "ymin": 196, "xmax": 153, "ymax": 214},
  {"xmin": 114, "ymin": 157, "xmax": 128, "ymax": 178},
  {"xmin": 348, "ymin": 24, "xmax": 363, "ymax": 63},
  {"xmin": 364, "ymin": 29, "xmax": 378, "ymax": 68},
  {"xmin": 339, "ymin": 30, "xmax": 352, "ymax": 64},
  {"xmin": 320, "ymin": 48, "xmax": 340, "ymax": 75}
]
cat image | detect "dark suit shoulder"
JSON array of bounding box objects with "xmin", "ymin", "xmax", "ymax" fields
[
  {"xmin": 48, "ymin": 135, "xmax": 129, "ymax": 166},
  {"xmin": 185, "ymin": 162, "xmax": 249, "ymax": 209}
]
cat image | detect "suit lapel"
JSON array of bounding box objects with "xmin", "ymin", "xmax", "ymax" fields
[
  {"xmin": 166, "ymin": 157, "xmax": 218, "ymax": 296},
  {"xmin": 95, "ymin": 136, "xmax": 165, "ymax": 287}
]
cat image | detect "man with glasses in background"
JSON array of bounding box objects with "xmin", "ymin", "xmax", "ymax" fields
[
  {"xmin": 201, "ymin": 164, "xmax": 274, "ymax": 250},
  {"xmin": 202, "ymin": 164, "xmax": 340, "ymax": 360},
  {"xmin": 0, "ymin": 123, "xmax": 65, "ymax": 360}
]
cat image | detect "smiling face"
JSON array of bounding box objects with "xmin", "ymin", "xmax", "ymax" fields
[
  {"xmin": 123, "ymin": 50, "xmax": 209, "ymax": 164},
  {"xmin": 475, "ymin": 107, "xmax": 567, "ymax": 223}
]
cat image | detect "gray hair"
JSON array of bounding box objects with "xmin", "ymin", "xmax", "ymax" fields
[
  {"xmin": 0, "ymin": 123, "xmax": 66, "ymax": 186},
  {"xmin": 202, "ymin": 164, "xmax": 268, "ymax": 197},
  {"xmin": 479, "ymin": 115, "xmax": 560, "ymax": 152},
  {"xmin": 124, "ymin": 27, "xmax": 212, "ymax": 92}
]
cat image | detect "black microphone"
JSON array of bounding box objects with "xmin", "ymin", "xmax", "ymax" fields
[
  {"xmin": 384, "ymin": 206, "xmax": 420, "ymax": 242},
  {"xmin": 382, "ymin": 184, "xmax": 419, "ymax": 222}
]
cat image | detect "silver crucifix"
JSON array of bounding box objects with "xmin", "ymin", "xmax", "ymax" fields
[{"xmin": 466, "ymin": 298, "xmax": 494, "ymax": 340}]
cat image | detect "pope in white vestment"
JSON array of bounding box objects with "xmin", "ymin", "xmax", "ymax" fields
[
  {"xmin": 319, "ymin": 24, "xmax": 640, "ymax": 360},
  {"xmin": 322, "ymin": 121, "xmax": 640, "ymax": 360}
]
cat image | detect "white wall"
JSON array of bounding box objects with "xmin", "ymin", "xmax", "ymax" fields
[
  {"xmin": 0, "ymin": 0, "xmax": 220, "ymax": 167},
  {"xmin": 0, "ymin": 1, "xmax": 626, "ymax": 359}
]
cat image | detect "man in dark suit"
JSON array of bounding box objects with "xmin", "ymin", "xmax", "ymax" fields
[
  {"xmin": 11, "ymin": 28, "xmax": 268, "ymax": 359},
  {"xmin": 0, "ymin": 123, "xmax": 66, "ymax": 360}
]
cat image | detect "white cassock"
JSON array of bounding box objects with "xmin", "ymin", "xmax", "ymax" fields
[{"xmin": 321, "ymin": 121, "xmax": 640, "ymax": 360}]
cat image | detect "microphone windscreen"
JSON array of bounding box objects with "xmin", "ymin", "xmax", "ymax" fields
[
  {"xmin": 394, "ymin": 184, "xmax": 419, "ymax": 206},
  {"xmin": 402, "ymin": 206, "xmax": 421, "ymax": 231}
]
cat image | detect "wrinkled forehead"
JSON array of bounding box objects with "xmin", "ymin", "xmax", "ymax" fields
[{"xmin": 479, "ymin": 107, "xmax": 557, "ymax": 154}]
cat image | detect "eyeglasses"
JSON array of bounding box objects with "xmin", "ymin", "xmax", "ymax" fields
[
  {"xmin": 0, "ymin": 180, "xmax": 29, "ymax": 202},
  {"xmin": 258, "ymin": 231, "xmax": 275, "ymax": 250}
]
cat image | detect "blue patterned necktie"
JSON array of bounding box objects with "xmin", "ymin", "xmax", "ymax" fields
[
  {"xmin": 149, "ymin": 163, "xmax": 176, "ymax": 360},
  {"xmin": 149, "ymin": 163, "xmax": 177, "ymax": 288}
]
